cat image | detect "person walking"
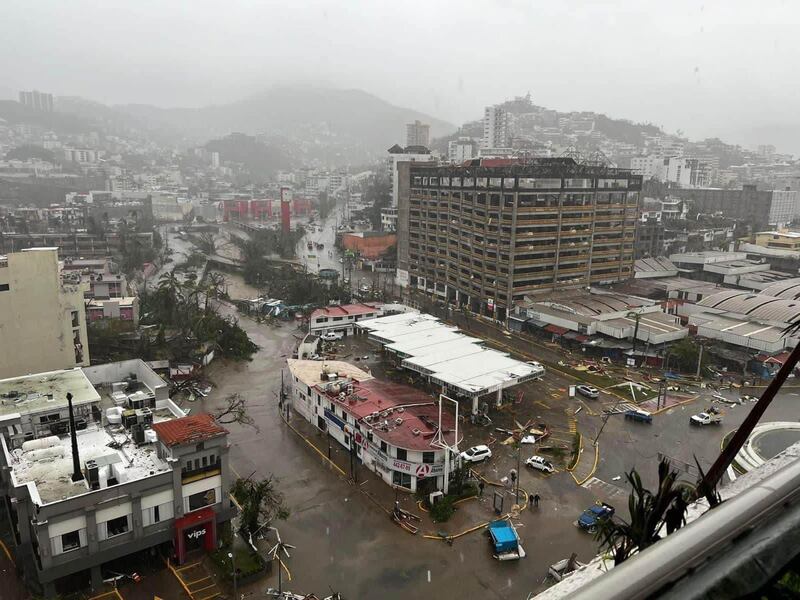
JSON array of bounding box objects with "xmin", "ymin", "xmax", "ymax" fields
[
  {"xmin": 534, "ymin": 493, "xmax": 540, "ymax": 508},
  {"xmin": 529, "ymin": 492, "xmax": 535, "ymax": 511},
  {"xmin": 478, "ymin": 481, "xmax": 485, "ymax": 497}
]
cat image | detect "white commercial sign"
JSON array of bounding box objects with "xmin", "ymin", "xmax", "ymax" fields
[{"xmin": 357, "ymin": 432, "xmax": 443, "ymax": 477}]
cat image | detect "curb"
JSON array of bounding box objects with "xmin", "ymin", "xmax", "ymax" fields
[
  {"xmin": 281, "ymin": 410, "xmax": 531, "ymax": 544},
  {"xmin": 569, "ymin": 439, "xmax": 599, "ymax": 486}
]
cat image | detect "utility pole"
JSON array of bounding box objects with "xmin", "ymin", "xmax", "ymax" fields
[{"xmin": 696, "ymin": 343, "xmax": 704, "ymax": 379}]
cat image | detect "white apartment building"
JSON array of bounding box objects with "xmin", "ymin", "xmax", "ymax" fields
[
  {"xmin": 768, "ymin": 190, "xmax": 800, "ymax": 226},
  {"xmin": 406, "ymin": 120, "xmax": 430, "ymax": 147},
  {"xmin": 482, "ymin": 105, "xmax": 510, "ymax": 149},
  {"xmin": 447, "ymin": 137, "xmax": 476, "ymax": 163},
  {"xmin": 0, "ymin": 248, "xmax": 89, "ymax": 379},
  {"xmin": 387, "ymin": 145, "xmax": 435, "ymax": 207},
  {"xmin": 380, "ymin": 207, "xmax": 398, "ymax": 231},
  {"xmin": 630, "ymin": 155, "xmax": 666, "ymax": 180},
  {"xmin": 63, "ymin": 148, "xmax": 98, "ymax": 164}
]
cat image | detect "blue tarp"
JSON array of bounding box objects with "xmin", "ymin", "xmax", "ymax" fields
[{"xmin": 488, "ymin": 520, "xmax": 518, "ymax": 553}]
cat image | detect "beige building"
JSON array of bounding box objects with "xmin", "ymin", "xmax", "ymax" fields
[{"xmin": 0, "ymin": 248, "xmax": 90, "ymax": 378}]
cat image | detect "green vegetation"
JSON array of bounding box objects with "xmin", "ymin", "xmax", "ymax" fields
[
  {"xmin": 210, "ymin": 546, "xmax": 265, "ymax": 581},
  {"xmin": 141, "ymin": 272, "xmax": 257, "ymax": 361},
  {"xmin": 361, "ymin": 175, "xmax": 391, "ymax": 230},
  {"xmin": 91, "ymin": 270, "xmax": 255, "ymax": 363},
  {"xmin": 596, "ymin": 459, "xmax": 692, "ymax": 565},
  {"xmin": 668, "ymin": 338, "xmax": 707, "ymax": 373},
  {"xmin": 231, "ymin": 476, "xmax": 289, "ymax": 539},
  {"xmin": 430, "ymin": 496, "xmax": 456, "ymax": 522}
]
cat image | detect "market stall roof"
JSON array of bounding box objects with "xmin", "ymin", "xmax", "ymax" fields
[
  {"xmin": 359, "ymin": 313, "xmax": 540, "ymax": 398},
  {"xmin": 544, "ymin": 324, "xmax": 570, "ymax": 335}
]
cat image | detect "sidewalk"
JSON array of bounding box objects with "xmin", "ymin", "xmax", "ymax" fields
[{"xmin": 569, "ymin": 435, "xmax": 599, "ymax": 486}]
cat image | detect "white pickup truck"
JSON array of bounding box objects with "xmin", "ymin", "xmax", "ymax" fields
[{"xmin": 690, "ymin": 412, "xmax": 723, "ymax": 426}]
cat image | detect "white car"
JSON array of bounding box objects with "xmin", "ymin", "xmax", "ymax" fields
[
  {"xmin": 525, "ymin": 455, "xmax": 555, "ymax": 473},
  {"xmin": 576, "ymin": 385, "xmax": 600, "ymax": 399},
  {"xmin": 320, "ymin": 331, "xmax": 343, "ymax": 342},
  {"xmin": 459, "ymin": 445, "xmax": 492, "ymax": 464}
]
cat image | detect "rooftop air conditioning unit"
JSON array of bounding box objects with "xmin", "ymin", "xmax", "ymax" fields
[
  {"xmin": 412, "ymin": 428, "xmax": 421, "ymax": 436},
  {"xmin": 395, "ymin": 417, "xmax": 403, "ymax": 426}
]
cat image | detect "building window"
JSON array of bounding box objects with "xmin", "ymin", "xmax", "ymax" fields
[
  {"xmin": 106, "ymin": 515, "xmax": 129, "ymax": 538},
  {"xmin": 380, "ymin": 441, "xmax": 387, "ymax": 453},
  {"xmin": 422, "ymin": 452, "xmax": 435, "ymax": 464},
  {"xmin": 396, "ymin": 448, "xmax": 407, "ymax": 461},
  {"xmin": 188, "ymin": 488, "xmax": 217, "ymax": 512},
  {"xmin": 202, "ymin": 456, "xmax": 208, "ymax": 467},
  {"xmin": 61, "ymin": 530, "xmax": 81, "ymax": 552},
  {"xmin": 392, "ymin": 471, "xmax": 413, "ymax": 488}
]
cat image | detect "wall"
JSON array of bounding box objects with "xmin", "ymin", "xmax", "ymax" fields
[
  {"xmin": 342, "ymin": 233, "xmax": 397, "ymax": 259},
  {"xmin": 83, "ymin": 359, "xmax": 168, "ymax": 401},
  {"xmin": 0, "ymin": 249, "xmax": 89, "ymax": 379}
]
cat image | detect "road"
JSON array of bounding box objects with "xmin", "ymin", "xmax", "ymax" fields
[{"xmin": 195, "ymin": 305, "xmax": 603, "ymax": 599}]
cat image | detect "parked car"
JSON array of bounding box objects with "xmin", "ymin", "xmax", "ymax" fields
[
  {"xmin": 624, "ymin": 409, "xmax": 653, "ymax": 424},
  {"xmin": 525, "ymin": 455, "xmax": 555, "ymax": 473},
  {"xmin": 320, "ymin": 331, "xmax": 343, "ymax": 342},
  {"xmin": 690, "ymin": 412, "xmax": 722, "ymax": 426},
  {"xmin": 460, "ymin": 445, "xmax": 492, "ymax": 464},
  {"xmin": 526, "ymin": 361, "xmax": 546, "ymax": 380},
  {"xmin": 576, "ymin": 385, "xmax": 600, "ymax": 399},
  {"xmin": 577, "ymin": 502, "xmax": 615, "ymax": 533}
]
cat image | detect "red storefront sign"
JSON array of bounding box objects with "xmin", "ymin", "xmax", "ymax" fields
[{"xmin": 173, "ymin": 507, "xmax": 217, "ymax": 564}]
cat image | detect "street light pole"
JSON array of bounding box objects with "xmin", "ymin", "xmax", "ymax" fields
[
  {"xmin": 228, "ymin": 552, "xmax": 237, "ymax": 600},
  {"xmin": 515, "ymin": 443, "xmax": 521, "ymax": 505}
]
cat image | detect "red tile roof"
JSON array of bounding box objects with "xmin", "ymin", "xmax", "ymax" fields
[
  {"xmin": 311, "ymin": 303, "xmax": 381, "ymax": 319},
  {"xmin": 151, "ymin": 414, "xmax": 228, "ymax": 447}
]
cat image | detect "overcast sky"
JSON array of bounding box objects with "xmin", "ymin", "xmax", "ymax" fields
[{"xmin": 3, "ymin": 0, "xmax": 799, "ymax": 152}]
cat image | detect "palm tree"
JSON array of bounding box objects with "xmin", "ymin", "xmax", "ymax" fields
[{"xmin": 596, "ymin": 459, "xmax": 688, "ymax": 565}]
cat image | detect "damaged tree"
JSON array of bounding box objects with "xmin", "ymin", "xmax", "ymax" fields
[
  {"xmin": 231, "ymin": 475, "xmax": 290, "ymax": 541},
  {"xmin": 213, "ymin": 392, "xmax": 258, "ymax": 430}
]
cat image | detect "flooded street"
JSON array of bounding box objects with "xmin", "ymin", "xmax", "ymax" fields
[{"xmin": 195, "ymin": 305, "xmax": 598, "ymax": 599}]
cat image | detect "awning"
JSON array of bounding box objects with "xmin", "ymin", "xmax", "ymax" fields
[
  {"xmin": 544, "ymin": 324, "xmax": 570, "ymax": 336},
  {"xmin": 526, "ymin": 319, "xmax": 548, "ymax": 329},
  {"xmin": 563, "ymin": 331, "xmax": 590, "ymax": 342}
]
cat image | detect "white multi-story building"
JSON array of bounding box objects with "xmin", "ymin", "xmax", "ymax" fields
[
  {"xmin": 768, "ymin": 189, "xmax": 800, "ymax": 226},
  {"xmin": 380, "ymin": 207, "xmax": 398, "ymax": 231},
  {"xmin": 287, "ymin": 360, "xmax": 460, "ymax": 492},
  {"xmin": 0, "ymin": 248, "xmax": 89, "ymax": 379},
  {"xmin": 63, "ymin": 148, "xmax": 98, "ymax": 164},
  {"xmin": 387, "ymin": 145, "xmax": 435, "ymax": 207},
  {"xmin": 482, "ymin": 105, "xmax": 510, "ymax": 149},
  {"xmin": 447, "ymin": 137, "xmax": 476, "ymax": 163},
  {"xmin": 406, "ymin": 120, "xmax": 430, "ymax": 147},
  {"xmin": 0, "ymin": 361, "xmax": 232, "ymax": 597},
  {"xmin": 630, "ymin": 155, "xmax": 666, "ymax": 180}
]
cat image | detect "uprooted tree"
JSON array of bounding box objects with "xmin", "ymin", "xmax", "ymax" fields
[{"xmin": 231, "ymin": 475, "xmax": 290, "ymax": 541}]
